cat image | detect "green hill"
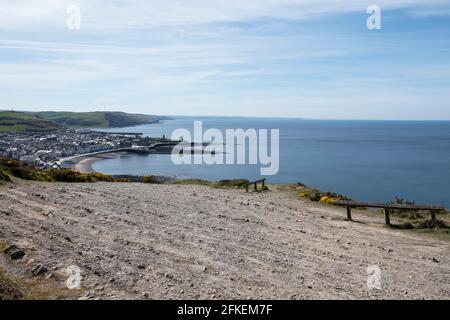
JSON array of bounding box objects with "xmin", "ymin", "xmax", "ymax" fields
[
  {"xmin": 0, "ymin": 111, "xmax": 60, "ymax": 133},
  {"xmin": 34, "ymin": 111, "xmax": 159, "ymax": 128},
  {"xmin": 0, "ymin": 111, "xmax": 160, "ymax": 132}
]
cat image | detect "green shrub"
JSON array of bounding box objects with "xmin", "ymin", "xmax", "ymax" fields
[
  {"xmin": 8, "ymin": 167, "xmax": 46, "ymax": 181},
  {"xmin": 48, "ymin": 168, "xmax": 91, "ymax": 182},
  {"xmin": 213, "ymin": 179, "xmax": 249, "ymax": 189},
  {"xmin": 299, "ymin": 187, "xmax": 350, "ymax": 204},
  {"xmin": 0, "ymin": 157, "xmax": 120, "ymax": 184},
  {"xmin": 48, "ymin": 168, "xmax": 113, "ymax": 183},
  {"xmin": 0, "ymin": 158, "xmax": 49, "ymax": 181},
  {"xmin": 142, "ymin": 175, "xmax": 158, "ymax": 184},
  {"xmin": 388, "ymin": 197, "xmax": 419, "ymax": 216},
  {"xmin": 414, "ymin": 219, "xmax": 449, "ymax": 230},
  {"xmin": 298, "ymin": 188, "xmax": 322, "ymax": 202},
  {"xmin": 89, "ymin": 172, "xmax": 114, "ymax": 182},
  {"xmin": 172, "ymin": 179, "xmax": 211, "ymax": 186},
  {"xmin": 0, "ymin": 168, "xmax": 11, "ymax": 182},
  {"xmin": 0, "ymin": 158, "xmax": 22, "ymax": 168}
]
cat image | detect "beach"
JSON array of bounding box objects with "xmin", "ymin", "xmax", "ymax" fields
[
  {"xmin": 91, "ymin": 118, "xmax": 450, "ymax": 207},
  {"xmin": 63, "ymin": 153, "xmax": 118, "ymax": 174}
]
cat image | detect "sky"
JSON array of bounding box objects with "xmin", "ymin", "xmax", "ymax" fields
[{"xmin": 1, "ymin": 0, "xmax": 450, "ymax": 120}]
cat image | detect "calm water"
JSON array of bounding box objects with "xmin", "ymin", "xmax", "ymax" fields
[{"xmin": 93, "ymin": 117, "xmax": 450, "ymax": 207}]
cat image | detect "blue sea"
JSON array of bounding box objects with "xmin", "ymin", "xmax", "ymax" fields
[{"xmin": 93, "ymin": 117, "xmax": 450, "ymax": 208}]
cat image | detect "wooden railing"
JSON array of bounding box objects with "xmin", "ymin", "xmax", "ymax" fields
[{"xmin": 333, "ymin": 200, "xmax": 445, "ymax": 226}]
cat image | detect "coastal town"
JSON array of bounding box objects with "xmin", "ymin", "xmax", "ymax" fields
[{"xmin": 0, "ymin": 129, "xmax": 170, "ymax": 169}]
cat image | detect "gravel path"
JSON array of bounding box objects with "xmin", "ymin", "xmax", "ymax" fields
[{"xmin": 0, "ymin": 181, "xmax": 449, "ymax": 299}]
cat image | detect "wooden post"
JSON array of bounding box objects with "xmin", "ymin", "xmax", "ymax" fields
[
  {"xmin": 430, "ymin": 210, "xmax": 437, "ymax": 221},
  {"xmin": 346, "ymin": 205, "xmax": 352, "ymax": 221},
  {"xmin": 384, "ymin": 208, "xmax": 391, "ymax": 226},
  {"xmin": 245, "ymin": 184, "xmax": 249, "ymax": 192},
  {"xmin": 262, "ymin": 180, "xmax": 265, "ymax": 189},
  {"xmin": 254, "ymin": 183, "xmax": 257, "ymax": 191}
]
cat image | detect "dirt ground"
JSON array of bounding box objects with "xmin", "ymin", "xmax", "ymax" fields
[{"xmin": 0, "ymin": 180, "xmax": 449, "ymax": 299}]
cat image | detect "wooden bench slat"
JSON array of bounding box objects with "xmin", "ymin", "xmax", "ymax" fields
[
  {"xmin": 333, "ymin": 200, "xmax": 444, "ymax": 211},
  {"xmin": 244, "ymin": 179, "xmax": 266, "ymax": 192},
  {"xmin": 334, "ymin": 200, "xmax": 445, "ymax": 226},
  {"xmin": 246, "ymin": 179, "xmax": 266, "ymax": 185}
]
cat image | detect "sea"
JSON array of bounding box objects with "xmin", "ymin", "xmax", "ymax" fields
[{"xmin": 93, "ymin": 117, "xmax": 450, "ymax": 207}]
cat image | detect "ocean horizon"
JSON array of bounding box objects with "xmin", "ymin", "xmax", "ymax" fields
[{"xmin": 92, "ymin": 117, "xmax": 450, "ymax": 208}]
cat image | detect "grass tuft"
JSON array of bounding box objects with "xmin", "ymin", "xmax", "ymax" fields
[
  {"xmin": 142, "ymin": 175, "xmax": 160, "ymax": 184},
  {"xmin": 0, "ymin": 267, "xmax": 24, "ymax": 300},
  {"xmin": 0, "ymin": 168, "xmax": 12, "ymax": 183},
  {"xmin": 212, "ymin": 179, "xmax": 249, "ymax": 189},
  {"xmin": 172, "ymin": 179, "xmax": 211, "ymax": 186},
  {"xmin": 0, "ymin": 266, "xmax": 82, "ymax": 300}
]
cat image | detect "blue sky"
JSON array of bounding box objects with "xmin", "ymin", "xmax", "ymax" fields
[{"xmin": 1, "ymin": 0, "xmax": 450, "ymax": 119}]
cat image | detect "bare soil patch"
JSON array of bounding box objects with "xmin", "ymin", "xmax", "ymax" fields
[{"xmin": 0, "ymin": 181, "xmax": 449, "ymax": 299}]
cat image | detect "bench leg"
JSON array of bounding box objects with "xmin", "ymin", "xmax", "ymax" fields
[
  {"xmin": 346, "ymin": 205, "xmax": 352, "ymax": 221},
  {"xmin": 384, "ymin": 208, "xmax": 391, "ymax": 226},
  {"xmin": 431, "ymin": 210, "xmax": 437, "ymax": 221}
]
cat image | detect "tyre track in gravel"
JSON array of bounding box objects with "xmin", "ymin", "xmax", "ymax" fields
[{"xmin": 0, "ymin": 181, "xmax": 449, "ymax": 299}]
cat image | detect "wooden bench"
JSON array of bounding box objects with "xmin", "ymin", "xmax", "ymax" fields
[
  {"xmin": 244, "ymin": 179, "xmax": 266, "ymax": 192},
  {"xmin": 333, "ymin": 200, "xmax": 445, "ymax": 226}
]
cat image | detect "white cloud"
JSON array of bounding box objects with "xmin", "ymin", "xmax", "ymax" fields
[
  {"xmin": 1, "ymin": 0, "xmax": 450, "ymax": 119},
  {"xmin": 1, "ymin": 0, "xmax": 449, "ymax": 30}
]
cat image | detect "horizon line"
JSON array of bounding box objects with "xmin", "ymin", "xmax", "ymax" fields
[{"xmin": 1, "ymin": 109, "xmax": 450, "ymax": 122}]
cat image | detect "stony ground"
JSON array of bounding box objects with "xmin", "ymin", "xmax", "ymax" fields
[{"xmin": 0, "ymin": 180, "xmax": 449, "ymax": 299}]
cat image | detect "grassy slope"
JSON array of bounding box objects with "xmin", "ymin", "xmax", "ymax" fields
[
  {"xmin": 0, "ymin": 168, "xmax": 12, "ymax": 183},
  {"xmin": 0, "ymin": 111, "xmax": 159, "ymax": 133},
  {"xmin": 35, "ymin": 111, "xmax": 159, "ymax": 128},
  {"xmin": 0, "ymin": 157, "xmax": 115, "ymax": 183},
  {"xmin": 0, "ymin": 111, "xmax": 160, "ymax": 132},
  {"xmin": 35, "ymin": 111, "xmax": 108, "ymax": 128},
  {"xmin": 0, "ymin": 111, "xmax": 60, "ymax": 133}
]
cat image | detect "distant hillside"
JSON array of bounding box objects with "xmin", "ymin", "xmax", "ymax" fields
[
  {"xmin": 0, "ymin": 111, "xmax": 60, "ymax": 133},
  {"xmin": 34, "ymin": 111, "xmax": 160, "ymax": 128},
  {"xmin": 0, "ymin": 111, "xmax": 160, "ymax": 132}
]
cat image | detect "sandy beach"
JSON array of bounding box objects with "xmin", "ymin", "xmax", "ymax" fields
[{"xmin": 63, "ymin": 153, "xmax": 118, "ymax": 173}]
